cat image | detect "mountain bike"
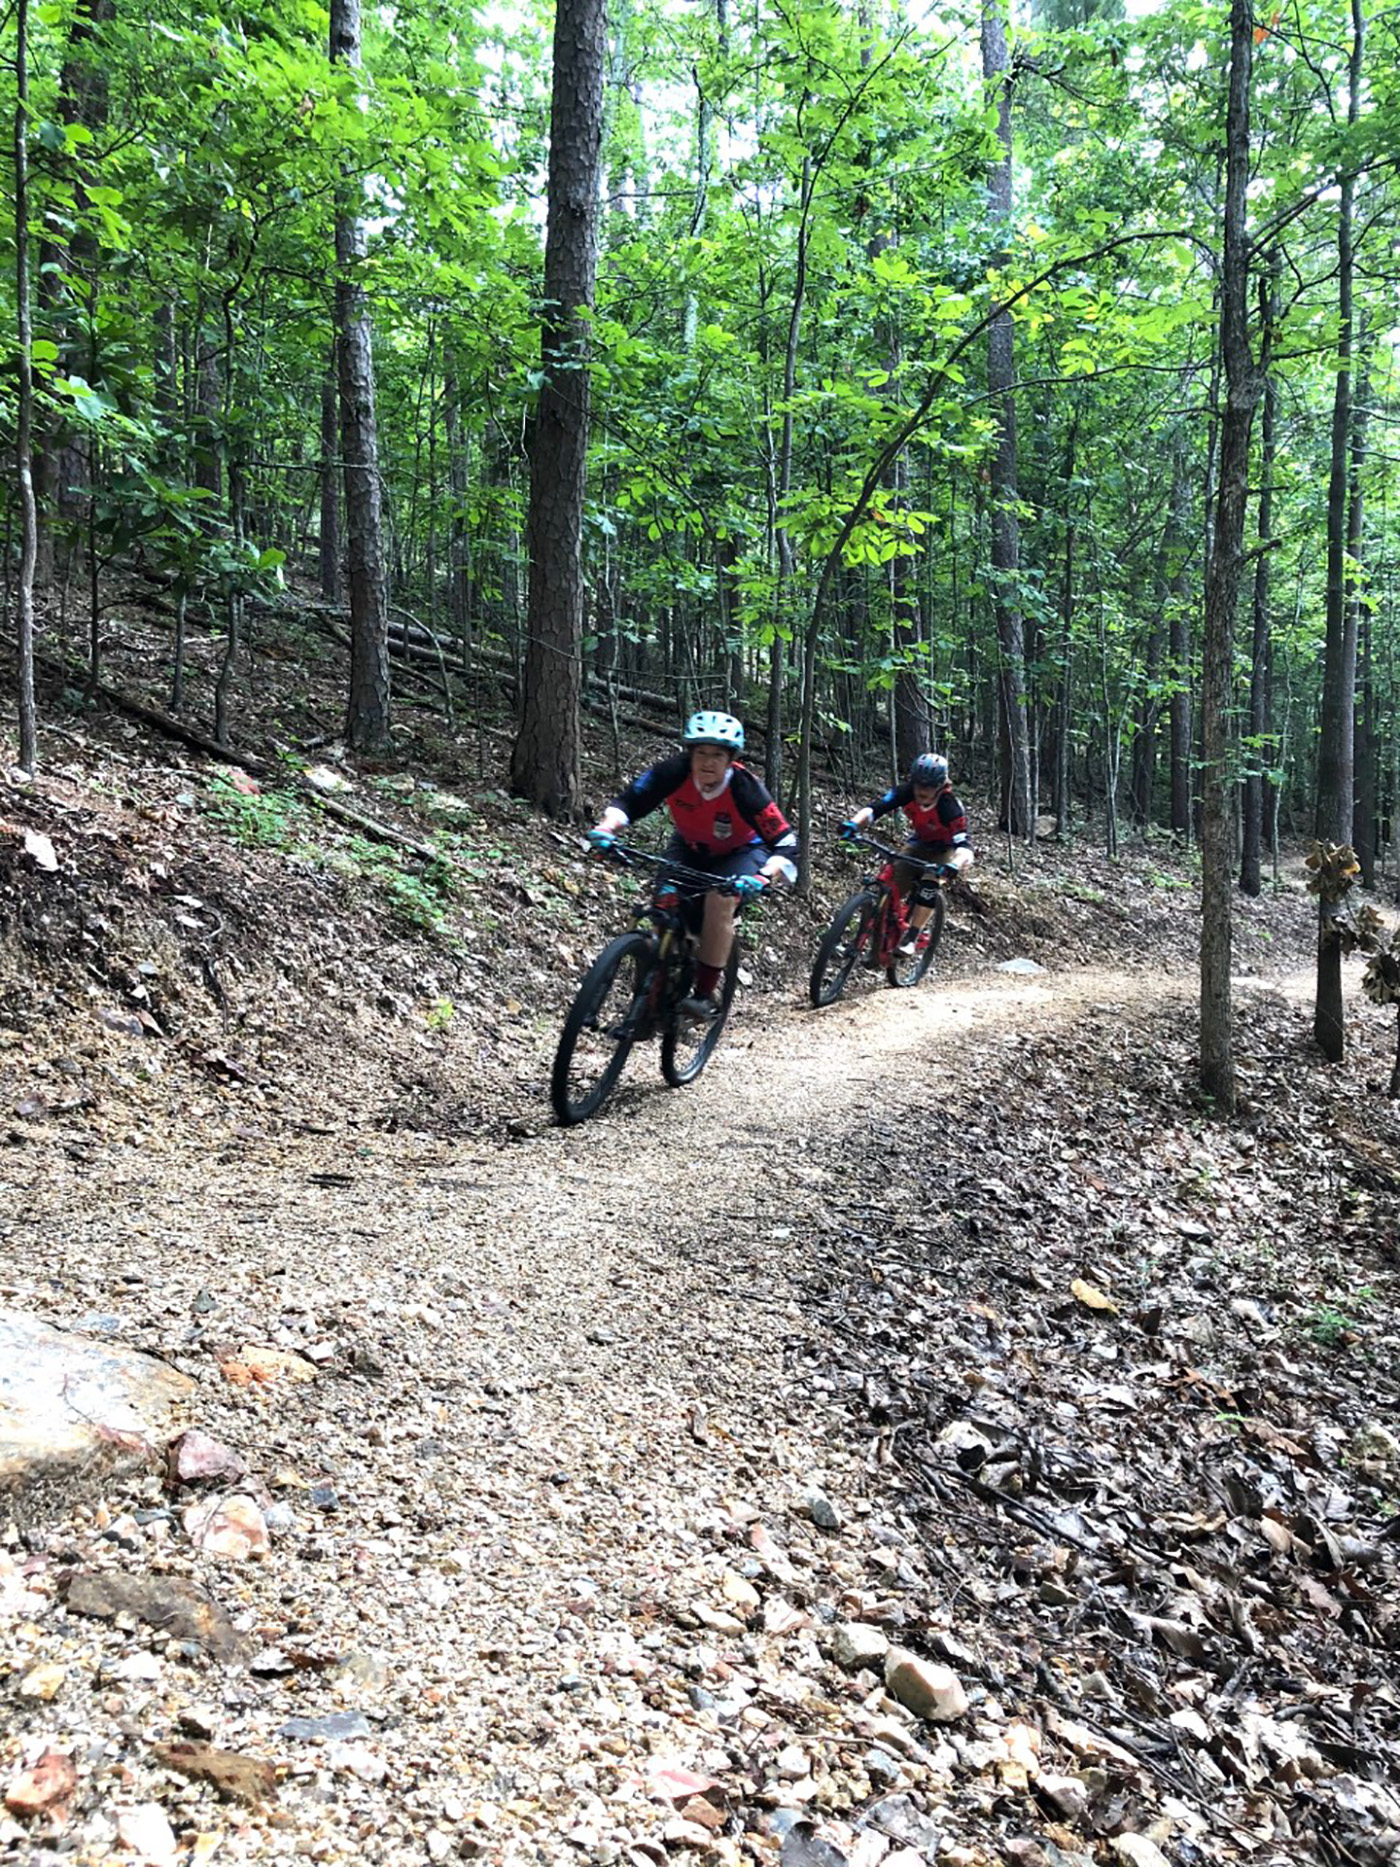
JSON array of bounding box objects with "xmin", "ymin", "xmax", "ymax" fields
[
  {"xmin": 551, "ymin": 844, "xmax": 769, "ymax": 1126},
  {"xmin": 809, "ymin": 832, "xmax": 953, "ymax": 1008}
]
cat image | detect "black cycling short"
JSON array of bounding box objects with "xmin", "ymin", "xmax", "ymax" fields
[
  {"xmin": 663, "ymin": 835, "xmax": 767, "ymax": 880},
  {"xmin": 893, "ymin": 840, "xmax": 950, "ymax": 904}
]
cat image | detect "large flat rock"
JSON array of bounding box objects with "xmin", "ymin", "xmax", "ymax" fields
[{"xmin": 0, "ymin": 1307, "xmax": 196, "ymax": 1489}]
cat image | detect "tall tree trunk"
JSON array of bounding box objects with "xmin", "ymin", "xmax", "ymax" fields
[
  {"xmin": 1313, "ymin": 0, "xmax": 1363, "ymax": 1060},
  {"xmin": 1239, "ymin": 313, "xmax": 1277, "ymax": 898},
  {"xmin": 509, "ymin": 0, "xmax": 606, "ymax": 815},
  {"xmin": 319, "ymin": 341, "xmax": 341, "ymax": 604},
  {"xmin": 13, "ymin": 0, "xmax": 39, "ymax": 773},
  {"xmin": 443, "ymin": 346, "xmax": 471, "ymax": 644},
  {"xmin": 1199, "ymin": 0, "xmax": 1264, "ymax": 1113},
  {"xmin": 331, "ymin": 0, "xmax": 392, "ymax": 754},
  {"xmin": 1052, "ymin": 414, "xmax": 1077, "ymax": 835},
  {"xmin": 32, "ymin": 0, "xmax": 113, "ymax": 595},
  {"xmin": 1167, "ymin": 438, "xmax": 1193, "ymax": 839},
  {"xmin": 766, "ymin": 155, "xmax": 812, "ymax": 805},
  {"xmin": 981, "ymin": 0, "xmax": 1032, "ymax": 838},
  {"xmin": 1350, "ymin": 339, "xmax": 1374, "ymax": 883}
]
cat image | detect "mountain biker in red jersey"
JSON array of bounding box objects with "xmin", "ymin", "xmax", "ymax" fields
[
  {"xmin": 589, "ymin": 711, "xmax": 799, "ymax": 1018},
  {"xmin": 843, "ymin": 752, "xmax": 973, "ymax": 957}
]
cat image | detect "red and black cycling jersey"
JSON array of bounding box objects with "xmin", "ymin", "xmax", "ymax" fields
[
  {"xmin": 611, "ymin": 753, "xmax": 799, "ymax": 861},
  {"xmin": 868, "ymin": 780, "xmax": 969, "ymax": 850}
]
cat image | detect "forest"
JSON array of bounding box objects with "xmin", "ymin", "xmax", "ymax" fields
[
  {"xmin": 3, "ymin": 1, "xmax": 1400, "ymax": 1859},
  {"xmin": 4, "ymin": 0, "xmax": 1397, "ymax": 860}
]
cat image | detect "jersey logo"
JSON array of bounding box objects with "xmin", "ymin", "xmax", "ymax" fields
[{"xmin": 712, "ymin": 812, "xmax": 734, "ymax": 842}]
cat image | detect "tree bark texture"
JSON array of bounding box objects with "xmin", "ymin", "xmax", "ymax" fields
[
  {"xmin": 31, "ymin": 0, "xmax": 113, "ymax": 593},
  {"xmin": 1199, "ymin": 0, "xmax": 1263, "ymax": 1113},
  {"xmin": 1348, "ymin": 342, "xmax": 1373, "ymax": 881},
  {"xmin": 1166, "ymin": 438, "xmax": 1193, "ymax": 839},
  {"xmin": 14, "ymin": 0, "xmax": 40, "ymax": 772},
  {"xmin": 981, "ymin": 0, "xmax": 1032, "ymax": 839},
  {"xmin": 331, "ymin": 0, "xmax": 392, "ymax": 755},
  {"xmin": 1313, "ymin": 0, "xmax": 1363, "ymax": 850},
  {"xmin": 509, "ymin": 0, "xmax": 606, "ymax": 815},
  {"xmin": 1313, "ymin": 0, "xmax": 1363, "ymax": 1061},
  {"xmin": 319, "ymin": 341, "xmax": 341, "ymax": 604},
  {"xmin": 1239, "ymin": 343, "xmax": 1276, "ymax": 897}
]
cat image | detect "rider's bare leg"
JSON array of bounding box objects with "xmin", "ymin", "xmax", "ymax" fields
[{"xmin": 699, "ymin": 891, "xmax": 739, "ymax": 970}]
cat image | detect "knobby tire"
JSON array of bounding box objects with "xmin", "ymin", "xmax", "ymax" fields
[
  {"xmin": 886, "ymin": 889, "xmax": 944, "ymax": 989},
  {"xmin": 660, "ymin": 939, "xmax": 739, "ymax": 1088},
  {"xmin": 809, "ymin": 891, "xmax": 880, "ymax": 1008},
  {"xmin": 551, "ymin": 931, "xmax": 655, "ymax": 1125}
]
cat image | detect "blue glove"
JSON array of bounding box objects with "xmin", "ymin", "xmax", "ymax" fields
[
  {"xmin": 735, "ymin": 874, "xmax": 766, "ymax": 896},
  {"xmin": 587, "ymin": 829, "xmax": 616, "ymax": 852}
]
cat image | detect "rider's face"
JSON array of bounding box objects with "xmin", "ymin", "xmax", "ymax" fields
[
  {"xmin": 912, "ymin": 783, "xmax": 939, "ymax": 807},
  {"xmin": 690, "ymin": 745, "xmax": 733, "ymax": 787}
]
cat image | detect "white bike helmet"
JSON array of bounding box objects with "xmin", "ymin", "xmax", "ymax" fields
[
  {"xmin": 683, "ymin": 710, "xmax": 745, "ymax": 752},
  {"xmin": 910, "ymin": 752, "xmax": 948, "ymax": 789}
]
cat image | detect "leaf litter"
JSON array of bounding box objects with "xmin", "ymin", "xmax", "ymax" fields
[{"xmin": 1, "ymin": 715, "xmax": 1398, "ymax": 1866}]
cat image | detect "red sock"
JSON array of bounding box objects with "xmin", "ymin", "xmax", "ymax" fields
[{"xmin": 695, "ymin": 962, "xmax": 722, "ymax": 997}]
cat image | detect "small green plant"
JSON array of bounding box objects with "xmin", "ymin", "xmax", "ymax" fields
[
  {"xmin": 1063, "ymin": 880, "xmax": 1105, "ymax": 906},
  {"xmin": 425, "ymin": 997, "xmax": 456, "ymax": 1032},
  {"xmin": 1146, "ymin": 869, "xmax": 1191, "ymax": 892},
  {"xmin": 1299, "ymin": 1287, "xmax": 1375, "ymax": 1347},
  {"xmin": 202, "ymin": 775, "xmax": 309, "ymax": 852}
]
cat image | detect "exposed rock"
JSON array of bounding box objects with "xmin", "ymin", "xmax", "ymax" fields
[
  {"xmin": 0, "ymin": 1307, "xmax": 195, "ymax": 1490},
  {"xmin": 884, "ymin": 1648, "xmax": 969, "ymax": 1723},
  {"xmin": 183, "ymin": 1492, "xmax": 270, "ymax": 1560},
  {"xmin": 4, "ymin": 1748, "xmax": 77, "ymax": 1822},
  {"xmin": 115, "ymin": 1802, "xmax": 178, "ymax": 1866},
  {"xmin": 167, "ymin": 1427, "xmax": 248, "ymax": 1486},
  {"xmin": 280, "ymin": 1712, "xmax": 373, "ymax": 1742},
  {"xmin": 1110, "ymin": 1837, "xmax": 1172, "ymax": 1867},
  {"xmin": 830, "ymin": 1623, "xmax": 890, "ymax": 1673},
  {"xmin": 63, "ymin": 1569, "xmax": 251, "ymax": 1664},
  {"xmin": 151, "ymin": 1741, "xmax": 278, "ymax": 1804}
]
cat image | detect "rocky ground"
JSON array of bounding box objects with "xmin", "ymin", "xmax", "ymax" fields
[{"xmin": 1, "ymin": 657, "xmax": 1399, "ymax": 1867}]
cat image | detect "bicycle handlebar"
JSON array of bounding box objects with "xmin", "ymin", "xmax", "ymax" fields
[
  {"xmin": 589, "ymin": 838, "xmax": 783, "ymax": 900},
  {"xmin": 837, "ymin": 829, "xmax": 957, "ymax": 875}
]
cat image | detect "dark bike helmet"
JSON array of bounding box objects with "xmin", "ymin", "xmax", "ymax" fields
[
  {"xmin": 684, "ymin": 710, "xmax": 745, "ymax": 753},
  {"xmin": 909, "ymin": 752, "xmax": 948, "ymax": 789}
]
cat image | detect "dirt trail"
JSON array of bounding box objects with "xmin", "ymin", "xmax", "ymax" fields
[{"xmin": 5, "ymin": 950, "xmax": 1345, "ymax": 1863}]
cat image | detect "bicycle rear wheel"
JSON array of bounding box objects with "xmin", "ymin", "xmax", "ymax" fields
[
  {"xmin": 551, "ymin": 932, "xmax": 654, "ymax": 1125},
  {"xmin": 887, "ymin": 890, "xmax": 944, "ymax": 989},
  {"xmin": 809, "ymin": 891, "xmax": 879, "ymax": 1007},
  {"xmin": 660, "ymin": 941, "xmax": 739, "ymax": 1087}
]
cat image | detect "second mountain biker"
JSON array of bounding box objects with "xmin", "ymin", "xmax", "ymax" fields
[
  {"xmin": 844, "ymin": 751, "xmax": 973, "ymax": 958},
  {"xmin": 589, "ymin": 710, "xmax": 799, "ymax": 1018}
]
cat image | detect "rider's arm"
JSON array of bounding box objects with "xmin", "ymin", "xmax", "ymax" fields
[
  {"xmin": 938, "ymin": 791, "xmax": 970, "ymax": 840},
  {"xmin": 730, "ymin": 769, "xmax": 799, "ymax": 879},
  {"xmin": 604, "ymin": 752, "xmax": 692, "ymax": 829},
  {"xmin": 863, "ymin": 782, "xmax": 912, "ymax": 826}
]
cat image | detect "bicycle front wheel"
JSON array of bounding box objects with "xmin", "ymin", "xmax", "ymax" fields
[
  {"xmin": 809, "ymin": 891, "xmax": 879, "ymax": 1007},
  {"xmin": 660, "ymin": 941, "xmax": 739, "ymax": 1087},
  {"xmin": 887, "ymin": 890, "xmax": 944, "ymax": 989},
  {"xmin": 551, "ymin": 932, "xmax": 654, "ymax": 1125}
]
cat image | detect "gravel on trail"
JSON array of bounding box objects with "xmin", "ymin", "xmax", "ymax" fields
[{"xmin": 3, "ymin": 948, "xmax": 1398, "ymax": 1867}]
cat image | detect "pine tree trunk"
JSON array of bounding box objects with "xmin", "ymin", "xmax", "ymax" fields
[
  {"xmin": 1240, "ymin": 270, "xmax": 1279, "ymax": 898},
  {"xmin": 1167, "ymin": 439, "xmax": 1193, "ymax": 840},
  {"xmin": 32, "ymin": 0, "xmax": 112, "ymax": 595},
  {"xmin": 1200, "ymin": 0, "xmax": 1264, "ymax": 1113},
  {"xmin": 1313, "ymin": 0, "xmax": 1363, "ymax": 1061},
  {"xmin": 1349, "ymin": 341, "xmax": 1374, "ymax": 883},
  {"xmin": 981, "ymin": 0, "xmax": 1032, "ymax": 839},
  {"xmin": 509, "ymin": 0, "xmax": 606, "ymax": 815},
  {"xmin": 319, "ymin": 341, "xmax": 341, "ymax": 604},
  {"xmin": 13, "ymin": 0, "xmax": 39, "ymax": 773},
  {"xmin": 331, "ymin": 0, "xmax": 392, "ymax": 755}
]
